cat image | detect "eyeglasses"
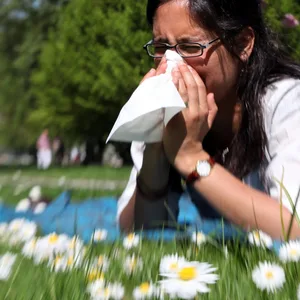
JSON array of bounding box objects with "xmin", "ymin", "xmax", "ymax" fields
[{"xmin": 143, "ymin": 37, "xmax": 220, "ymax": 58}]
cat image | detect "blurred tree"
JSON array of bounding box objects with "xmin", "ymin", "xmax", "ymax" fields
[
  {"xmin": 30, "ymin": 0, "xmax": 152, "ymax": 147},
  {"xmin": 265, "ymin": 0, "xmax": 300, "ymax": 59},
  {"xmin": 0, "ymin": 0, "xmax": 63, "ymax": 149}
]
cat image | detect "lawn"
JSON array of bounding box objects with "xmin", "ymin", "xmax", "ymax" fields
[{"xmin": 0, "ymin": 166, "xmax": 299, "ymax": 300}]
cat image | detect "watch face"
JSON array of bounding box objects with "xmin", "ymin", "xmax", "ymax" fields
[{"xmin": 196, "ymin": 161, "xmax": 211, "ymax": 177}]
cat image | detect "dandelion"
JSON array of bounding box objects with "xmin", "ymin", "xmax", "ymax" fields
[
  {"xmin": 252, "ymin": 261, "xmax": 285, "ymax": 293},
  {"xmin": 0, "ymin": 252, "xmax": 17, "ymax": 281},
  {"xmin": 279, "ymin": 240, "xmax": 300, "ymax": 262},
  {"xmin": 123, "ymin": 233, "xmax": 139, "ymax": 249},
  {"xmin": 124, "ymin": 255, "xmax": 143, "ymax": 274},
  {"xmin": 191, "ymin": 231, "xmax": 207, "ymax": 246},
  {"xmin": 92, "ymin": 229, "xmax": 108, "ymax": 243},
  {"xmin": 248, "ymin": 230, "xmax": 273, "ymax": 249},
  {"xmin": 133, "ymin": 282, "xmax": 161, "ymax": 299},
  {"xmin": 160, "ymin": 261, "xmax": 219, "ymax": 299},
  {"xmin": 159, "ymin": 254, "xmax": 187, "ymax": 275}
]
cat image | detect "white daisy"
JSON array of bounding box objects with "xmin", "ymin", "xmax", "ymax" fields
[
  {"xmin": 12, "ymin": 170, "xmax": 21, "ymax": 181},
  {"xmin": 57, "ymin": 176, "xmax": 66, "ymax": 187},
  {"xmin": 133, "ymin": 282, "xmax": 161, "ymax": 300},
  {"xmin": 0, "ymin": 252, "xmax": 17, "ymax": 281},
  {"xmin": 88, "ymin": 281, "xmax": 124, "ymax": 300},
  {"xmin": 0, "ymin": 223, "xmax": 8, "ymax": 240},
  {"xmin": 123, "ymin": 233, "xmax": 139, "ymax": 249},
  {"xmin": 8, "ymin": 218, "xmax": 26, "ymax": 233},
  {"xmin": 90, "ymin": 255, "xmax": 110, "ymax": 272},
  {"xmin": 49, "ymin": 254, "xmax": 68, "ymax": 272},
  {"xmin": 248, "ymin": 230, "xmax": 273, "ymax": 249},
  {"xmin": 124, "ymin": 255, "xmax": 143, "ymax": 274},
  {"xmin": 279, "ymin": 240, "xmax": 300, "ymax": 263},
  {"xmin": 160, "ymin": 261, "xmax": 219, "ymax": 299},
  {"xmin": 33, "ymin": 233, "xmax": 69, "ymax": 263},
  {"xmin": 86, "ymin": 267, "xmax": 105, "ymax": 282},
  {"xmin": 191, "ymin": 231, "xmax": 207, "ymax": 246},
  {"xmin": 15, "ymin": 198, "xmax": 31, "ymax": 212},
  {"xmin": 33, "ymin": 202, "xmax": 47, "ymax": 214},
  {"xmin": 29, "ymin": 185, "xmax": 42, "ymax": 202},
  {"xmin": 297, "ymin": 284, "xmax": 300, "ymax": 300},
  {"xmin": 18, "ymin": 221, "xmax": 37, "ymax": 242},
  {"xmin": 22, "ymin": 238, "xmax": 37, "ymax": 258},
  {"xmin": 159, "ymin": 254, "xmax": 187, "ymax": 275},
  {"xmin": 67, "ymin": 236, "xmax": 85, "ymax": 258},
  {"xmin": 92, "ymin": 229, "xmax": 108, "ymax": 243},
  {"xmin": 252, "ymin": 261, "xmax": 286, "ymax": 293}
]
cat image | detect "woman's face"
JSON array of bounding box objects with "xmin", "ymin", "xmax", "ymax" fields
[{"xmin": 153, "ymin": 0, "xmax": 240, "ymax": 105}]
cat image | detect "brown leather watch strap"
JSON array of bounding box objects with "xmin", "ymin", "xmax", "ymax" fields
[{"xmin": 186, "ymin": 157, "xmax": 215, "ymax": 184}]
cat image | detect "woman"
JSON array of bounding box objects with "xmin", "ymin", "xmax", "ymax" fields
[{"xmin": 118, "ymin": 0, "xmax": 300, "ymax": 239}]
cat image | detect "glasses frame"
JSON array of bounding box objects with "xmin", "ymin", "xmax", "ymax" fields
[{"xmin": 143, "ymin": 37, "xmax": 220, "ymax": 58}]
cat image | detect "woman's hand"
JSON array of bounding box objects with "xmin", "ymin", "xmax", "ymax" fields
[
  {"xmin": 140, "ymin": 56, "xmax": 167, "ymax": 84},
  {"xmin": 163, "ymin": 62, "xmax": 218, "ymax": 176}
]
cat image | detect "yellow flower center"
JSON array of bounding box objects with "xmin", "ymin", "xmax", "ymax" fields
[
  {"xmin": 97, "ymin": 255, "xmax": 104, "ymax": 265},
  {"xmin": 54, "ymin": 256, "xmax": 62, "ymax": 266},
  {"xmin": 265, "ymin": 271, "xmax": 274, "ymax": 279},
  {"xmin": 127, "ymin": 233, "xmax": 135, "ymax": 241},
  {"xmin": 67, "ymin": 257, "xmax": 74, "ymax": 266},
  {"xmin": 140, "ymin": 283, "xmax": 150, "ymax": 294},
  {"xmin": 197, "ymin": 233, "xmax": 205, "ymax": 240},
  {"xmin": 49, "ymin": 234, "xmax": 58, "ymax": 244},
  {"xmin": 290, "ymin": 249, "xmax": 298, "ymax": 256},
  {"xmin": 169, "ymin": 262, "xmax": 178, "ymax": 271},
  {"xmin": 88, "ymin": 269, "xmax": 104, "ymax": 282},
  {"xmin": 254, "ymin": 231, "xmax": 260, "ymax": 239},
  {"xmin": 178, "ymin": 267, "xmax": 197, "ymax": 281}
]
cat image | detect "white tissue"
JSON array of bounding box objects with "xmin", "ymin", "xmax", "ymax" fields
[{"xmin": 106, "ymin": 50, "xmax": 186, "ymax": 143}]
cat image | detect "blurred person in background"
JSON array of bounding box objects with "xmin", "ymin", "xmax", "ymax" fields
[{"xmin": 36, "ymin": 129, "xmax": 52, "ymax": 170}]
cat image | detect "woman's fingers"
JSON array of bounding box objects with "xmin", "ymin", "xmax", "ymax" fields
[
  {"xmin": 177, "ymin": 62, "xmax": 199, "ymax": 114},
  {"xmin": 188, "ymin": 66, "xmax": 208, "ymax": 115},
  {"xmin": 156, "ymin": 56, "xmax": 167, "ymax": 76},
  {"xmin": 172, "ymin": 67, "xmax": 188, "ymax": 104},
  {"xmin": 140, "ymin": 68, "xmax": 156, "ymax": 84},
  {"xmin": 207, "ymin": 93, "xmax": 218, "ymax": 128}
]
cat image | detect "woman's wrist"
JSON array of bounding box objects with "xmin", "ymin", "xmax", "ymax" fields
[{"xmin": 175, "ymin": 150, "xmax": 211, "ymax": 178}]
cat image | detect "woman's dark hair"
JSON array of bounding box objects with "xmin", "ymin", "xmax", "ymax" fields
[{"xmin": 147, "ymin": 0, "xmax": 300, "ymax": 179}]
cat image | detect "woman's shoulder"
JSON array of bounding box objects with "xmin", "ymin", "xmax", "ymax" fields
[
  {"xmin": 263, "ymin": 77, "xmax": 300, "ymax": 109},
  {"xmin": 263, "ymin": 77, "xmax": 300, "ymax": 128}
]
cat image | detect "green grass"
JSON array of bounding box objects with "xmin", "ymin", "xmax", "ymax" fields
[
  {"xmin": 0, "ymin": 238, "xmax": 299, "ymax": 299},
  {"xmin": 0, "ymin": 166, "xmax": 299, "ymax": 299},
  {"xmin": 0, "ymin": 165, "xmax": 131, "ymax": 180}
]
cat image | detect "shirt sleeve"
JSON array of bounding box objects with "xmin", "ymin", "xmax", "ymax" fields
[
  {"xmin": 116, "ymin": 141, "xmax": 145, "ymax": 222},
  {"xmin": 264, "ymin": 78, "xmax": 300, "ymax": 218}
]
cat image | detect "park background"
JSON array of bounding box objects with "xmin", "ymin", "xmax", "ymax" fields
[{"xmin": 0, "ymin": 0, "xmax": 300, "ymax": 167}]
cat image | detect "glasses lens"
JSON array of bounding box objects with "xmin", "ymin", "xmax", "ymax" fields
[
  {"xmin": 177, "ymin": 43, "xmax": 203, "ymax": 57},
  {"xmin": 147, "ymin": 43, "xmax": 168, "ymax": 57}
]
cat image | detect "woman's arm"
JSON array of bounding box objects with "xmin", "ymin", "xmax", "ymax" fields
[
  {"xmin": 177, "ymin": 151, "xmax": 300, "ymax": 239},
  {"xmin": 119, "ymin": 142, "xmax": 170, "ymax": 231}
]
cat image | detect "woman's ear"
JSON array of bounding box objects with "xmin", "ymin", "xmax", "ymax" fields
[{"xmin": 235, "ymin": 27, "xmax": 255, "ymax": 62}]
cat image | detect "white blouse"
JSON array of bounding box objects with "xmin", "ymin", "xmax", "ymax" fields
[{"xmin": 117, "ymin": 78, "xmax": 300, "ymax": 222}]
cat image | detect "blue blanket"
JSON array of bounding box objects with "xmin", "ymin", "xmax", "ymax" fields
[{"xmin": 0, "ymin": 191, "xmax": 283, "ymax": 253}]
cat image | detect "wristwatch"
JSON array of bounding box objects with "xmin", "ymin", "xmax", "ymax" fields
[{"xmin": 186, "ymin": 157, "xmax": 215, "ymax": 184}]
